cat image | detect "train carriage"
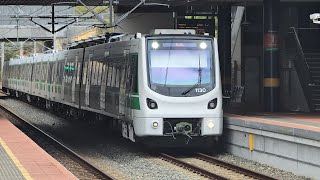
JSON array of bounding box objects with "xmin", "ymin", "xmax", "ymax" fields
[{"xmin": 2, "ymin": 29, "xmax": 222, "ymax": 146}]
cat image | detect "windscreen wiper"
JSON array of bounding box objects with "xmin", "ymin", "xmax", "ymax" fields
[{"xmin": 182, "ymin": 55, "xmax": 202, "ymax": 96}]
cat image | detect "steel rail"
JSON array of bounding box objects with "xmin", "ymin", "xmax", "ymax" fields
[
  {"xmin": 0, "ymin": 104, "xmax": 115, "ymax": 180},
  {"xmin": 196, "ymin": 153, "xmax": 277, "ymax": 180},
  {"xmin": 159, "ymin": 153, "xmax": 228, "ymax": 180}
]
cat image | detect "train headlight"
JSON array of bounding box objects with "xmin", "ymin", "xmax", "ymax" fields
[
  {"xmin": 200, "ymin": 42, "xmax": 207, "ymax": 49},
  {"xmin": 147, "ymin": 98, "xmax": 158, "ymax": 109},
  {"xmin": 208, "ymin": 98, "xmax": 217, "ymax": 109},
  {"xmin": 207, "ymin": 121, "xmax": 215, "ymax": 129},
  {"xmin": 152, "ymin": 121, "xmax": 159, "ymax": 129},
  {"xmin": 152, "ymin": 42, "xmax": 159, "ymax": 49}
]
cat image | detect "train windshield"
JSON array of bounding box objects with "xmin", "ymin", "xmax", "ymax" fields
[{"xmin": 147, "ymin": 38, "xmax": 215, "ymax": 97}]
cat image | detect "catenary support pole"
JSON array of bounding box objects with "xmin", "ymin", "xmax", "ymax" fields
[{"xmin": 263, "ymin": 0, "xmax": 280, "ymax": 112}]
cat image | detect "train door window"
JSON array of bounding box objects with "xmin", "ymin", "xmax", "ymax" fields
[
  {"xmin": 91, "ymin": 61, "xmax": 96, "ymax": 85},
  {"xmin": 94, "ymin": 61, "xmax": 98, "ymax": 85},
  {"xmin": 46, "ymin": 62, "xmax": 51, "ymax": 83},
  {"xmin": 56, "ymin": 63, "xmax": 59, "ymax": 84},
  {"xmin": 96, "ymin": 62, "xmax": 100, "ymax": 85},
  {"xmin": 51, "ymin": 62, "xmax": 55, "ymax": 83},
  {"xmin": 111, "ymin": 66, "xmax": 116, "ymax": 87},
  {"xmin": 64, "ymin": 62, "xmax": 68, "ymax": 83},
  {"xmin": 116, "ymin": 67, "xmax": 120, "ymax": 88},
  {"xmin": 46, "ymin": 62, "xmax": 49, "ymax": 82},
  {"xmin": 40, "ymin": 62, "xmax": 43, "ymax": 82},
  {"xmin": 97, "ymin": 62, "xmax": 103, "ymax": 85},
  {"xmin": 101, "ymin": 63, "xmax": 107, "ymax": 86},
  {"xmin": 62, "ymin": 61, "xmax": 66, "ymax": 84},
  {"xmin": 95, "ymin": 62, "xmax": 99, "ymax": 85},
  {"xmin": 28, "ymin": 63, "xmax": 31, "ymax": 81},
  {"xmin": 96, "ymin": 62, "xmax": 101, "ymax": 85},
  {"xmin": 107, "ymin": 64, "xmax": 112, "ymax": 87},
  {"xmin": 94, "ymin": 61, "xmax": 99, "ymax": 85},
  {"xmin": 120, "ymin": 65, "xmax": 126, "ymax": 90},
  {"xmin": 95, "ymin": 62, "xmax": 100, "ymax": 85},
  {"xmin": 86, "ymin": 59, "xmax": 93, "ymax": 85},
  {"xmin": 21, "ymin": 65, "xmax": 24, "ymax": 80},
  {"xmin": 83, "ymin": 61, "xmax": 88, "ymax": 85},
  {"xmin": 77, "ymin": 62, "xmax": 81, "ymax": 84},
  {"xmin": 73, "ymin": 56, "xmax": 78, "ymax": 84},
  {"xmin": 58, "ymin": 62, "xmax": 62, "ymax": 84},
  {"xmin": 36, "ymin": 64, "xmax": 40, "ymax": 81},
  {"xmin": 60, "ymin": 62, "xmax": 64, "ymax": 84}
]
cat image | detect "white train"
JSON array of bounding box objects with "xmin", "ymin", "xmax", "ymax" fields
[{"xmin": 2, "ymin": 29, "xmax": 222, "ymax": 146}]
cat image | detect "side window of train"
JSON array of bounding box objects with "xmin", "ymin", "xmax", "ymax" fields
[{"xmin": 131, "ymin": 54, "xmax": 138, "ymax": 94}]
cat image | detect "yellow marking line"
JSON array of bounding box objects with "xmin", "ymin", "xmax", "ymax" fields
[
  {"xmin": 0, "ymin": 138, "xmax": 33, "ymax": 180},
  {"xmin": 249, "ymin": 134, "xmax": 254, "ymax": 151}
]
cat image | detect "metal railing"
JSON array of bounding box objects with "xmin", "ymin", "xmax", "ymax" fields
[{"xmin": 287, "ymin": 27, "xmax": 314, "ymax": 111}]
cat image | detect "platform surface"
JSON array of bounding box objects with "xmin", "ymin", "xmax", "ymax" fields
[
  {"xmin": 224, "ymin": 112, "xmax": 320, "ymax": 141},
  {"xmin": 0, "ymin": 116, "xmax": 77, "ymax": 180}
]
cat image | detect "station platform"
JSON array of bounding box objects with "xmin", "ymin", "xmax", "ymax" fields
[
  {"xmin": 225, "ymin": 112, "xmax": 320, "ymax": 141},
  {"xmin": 224, "ymin": 112, "xmax": 320, "ymax": 178},
  {"xmin": 0, "ymin": 115, "xmax": 76, "ymax": 180}
]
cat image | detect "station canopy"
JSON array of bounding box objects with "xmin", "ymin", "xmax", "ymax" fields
[{"xmin": 0, "ymin": 0, "xmax": 259, "ymax": 6}]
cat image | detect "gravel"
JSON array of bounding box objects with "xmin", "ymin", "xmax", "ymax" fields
[
  {"xmin": 214, "ymin": 153, "xmax": 310, "ymax": 180},
  {"xmin": 0, "ymin": 98, "xmax": 311, "ymax": 180}
]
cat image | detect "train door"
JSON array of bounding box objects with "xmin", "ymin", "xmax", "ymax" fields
[{"xmin": 119, "ymin": 49, "xmax": 131, "ymax": 119}]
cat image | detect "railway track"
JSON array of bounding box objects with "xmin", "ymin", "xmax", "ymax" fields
[
  {"xmin": 159, "ymin": 152, "xmax": 276, "ymax": 180},
  {"xmin": 0, "ymin": 103, "xmax": 115, "ymax": 180}
]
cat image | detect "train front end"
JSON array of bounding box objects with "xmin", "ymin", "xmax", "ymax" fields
[{"xmin": 133, "ymin": 32, "xmax": 222, "ymax": 145}]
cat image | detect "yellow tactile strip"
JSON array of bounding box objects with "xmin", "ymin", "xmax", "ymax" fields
[{"xmin": 0, "ymin": 137, "xmax": 32, "ymax": 180}]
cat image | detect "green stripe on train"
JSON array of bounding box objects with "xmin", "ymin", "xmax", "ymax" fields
[{"xmin": 131, "ymin": 96, "xmax": 140, "ymax": 110}]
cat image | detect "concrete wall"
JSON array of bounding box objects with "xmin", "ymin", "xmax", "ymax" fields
[{"xmin": 224, "ymin": 118, "xmax": 320, "ymax": 179}]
